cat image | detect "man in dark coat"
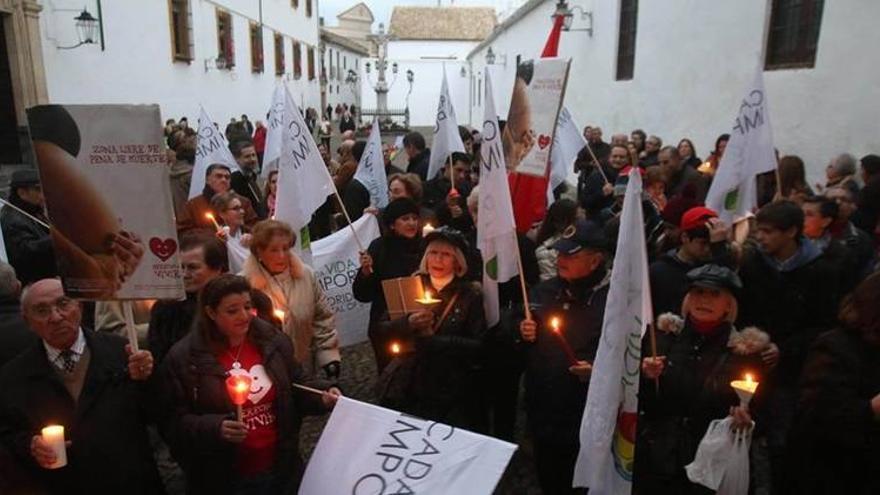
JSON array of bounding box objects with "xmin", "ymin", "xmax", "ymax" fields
[
  {"xmin": 659, "ymin": 146, "xmax": 707, "ymax": 202},
  {"xmin": 0, "ymin": 262, "xmax": 35, "ymax": 368},
  {"xmin": 0, "ymin": 169, "xmax": 57, "ymax": 285},
  {"xmin": 737, "ymin": 201, "xmax": 841, "ymax": 494},
  {"xmin": 335, "ymin": 140, "xmax": 371, "ymax": 227},
  {"xmin": 851, "ymin": 154, "xmax": 880, "ymax": 244},
  {"xmin": 229, "ymin": 139, "xmax": 267, "ymax": 219},
  {"xmin": 578, "ymin": 144, "xmax": 629, "ymax": 218},
  {"xmin": 403, "ymin": 131, "xmax": 431, "ymax": 181},
  {"xmin": 148, "ymin": 234, "xmax": 227, "ymax": 366},
  {"xmin": 0, "ymin": 278, "xmax": 161, "ymax": 494},
  {"xmin": 518, "ymin": 220, "xmax": 610, "ymax": 495},
  {"xmin": 178, "ymin": 164, "xmax": 259, "ymax": 233},
  {"xmin": 649, "ymin": 206, "xmax": 734, "ymax": 316}
]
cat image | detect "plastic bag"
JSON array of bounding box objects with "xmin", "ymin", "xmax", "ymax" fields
[
  {"xmin": 716, "ymin": 424, "xmax": 753, "ymax": 495},
  {"xmin": 685, "ymin": 417, "xmax": 735, "ymax": 490}
]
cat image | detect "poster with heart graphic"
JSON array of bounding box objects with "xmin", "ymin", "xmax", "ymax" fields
[
  {"xmin": 501, "ymin": 58, "xmax": 571, "ymax": 178},
  {"xmin": 27, "ymin": 104, "xmax": 185, "ymax": 300}
]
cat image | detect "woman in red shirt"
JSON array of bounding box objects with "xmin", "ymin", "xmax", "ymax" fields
[{"xmin": 159, "ymin": 275, "xmax": 340, "ymax": 494}]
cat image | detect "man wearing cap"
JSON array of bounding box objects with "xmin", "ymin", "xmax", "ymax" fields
[
  {"xmin": 0, "ymin": 169, "xmax": 57, "ymax": 285},
  {"xmin": 649, "ymin": 206, "xmax": 734, "ymax": 316},
  {"xmin": 517, "ymin": 219, "xmax": 610, "ymax": 494}
]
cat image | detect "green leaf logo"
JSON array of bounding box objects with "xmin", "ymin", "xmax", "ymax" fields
[
  {"xmin": 724, "ymin": 189, "xmax": 739, "ymax": 212},
  {"xmin": 300, "ymin": 227, "xmax": 311, "ymax": 251},
  {"xmin": 485, "ymin": 256, "xmax": 498, "ymax": 281}
]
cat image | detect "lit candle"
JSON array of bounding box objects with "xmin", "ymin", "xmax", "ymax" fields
[
  {"xmin": 273, "ymin": 309, "xmax": 286, "ymax": 322},
  {"xmin": 421, "ymin": 223, "xmax": 435, "ymax": 237},
  {"xmin": 730, "ymin": 373, "xmax": 759, "ymax": 407},
  {"xmin": 225, "ymin": 375, "xmax": 252, "ymax": 421},
  {"xmin": 205, "ymin": 212, "xmax": 222, "ymax": 231},
  {"xmin": 697, "ymin": 161, "xmax": 713, "ymax": 175},
  {"xmin": 390, "ymin": 342, "xmax": 401, "ymax": 355},
  {"xmin": 549, "ymin": 317, "xmax": 578, "ymax": 365},
  {"xmin": 415, "ymin": 289, "xmax": 442, "ymax": 306},
  {"xmin": 41, "ymin": 425, "xmax": 67, "ymax": 469}
]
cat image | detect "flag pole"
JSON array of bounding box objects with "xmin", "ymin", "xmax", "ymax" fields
[
  {"xmin": 648, "ymin": 322, "xmax": 659, "ymax": 393},
  {"xmin": 0, "ymin": 198, "xmax": 51, "ymax": 229},
  {"xmin": 510, "ymin": 230, "xmax": 532, "ymax": 321},
  {"xmin": 328, "ymin": 179, "xmax": 365, "ymax": 252},
  {"xmin": 582, "ymin": 141, "xmax": 610, "ymax": 184}
]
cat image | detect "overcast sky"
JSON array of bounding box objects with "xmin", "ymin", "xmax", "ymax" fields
[{"xmin": 318, "ymin": 0, "xmax": 525, "ymax": 26}]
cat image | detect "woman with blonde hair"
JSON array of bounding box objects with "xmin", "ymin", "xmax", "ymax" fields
[
  {"xmin": 241, "ymin": 220, "xmax": 341, "ymax": 379},
  {"xmin": 635, "ymin": 264, "xmax": 779, "ymax": 494}
]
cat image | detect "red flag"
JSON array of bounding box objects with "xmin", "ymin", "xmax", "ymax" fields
[{"xmin": 509, "ymin": 14, "xmax": 566, "ymax": 233}]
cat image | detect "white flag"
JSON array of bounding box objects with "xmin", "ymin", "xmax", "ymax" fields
[
  {"xmin": 427, "ymin": 68, "xmax": 466, "ymax": 181},
  {"xmin": 478, "ymin": 69, "xmax": 520, "ymax": 328},
  {"xmin": 274, "ymin": 86, "xmax": 334, "ymax": 232},
  {"xmin": 189, "ymin": 106, "xmax": 239, "ymax": 199},
  {"xmin": 312, "ymin": 215, "xmax": 382, "ymax": 345},
  {"xmin": 300, "ymin": 397, "xmax": 516, "ymax": 495},
  {"xmin": 548, "ymin": 106, "xmax": 586, "ymax": 203},
  {"xmin": 705, "ymin": 66, "xmax": 777, "ymax": 224},
  {"xmin": 0, "ymin": 223, "xmax": 7, "ymax": 263},
  {"xmin": 353, "ymin": 119, "xmax": 389, "ymax": 208},
  {"xmin": 573, "ymin": 171, "xmax": 652, "ymax": 493},
  {"xmin": 262, "ymin": 84, "xmax": 285, "ymax": 178}
]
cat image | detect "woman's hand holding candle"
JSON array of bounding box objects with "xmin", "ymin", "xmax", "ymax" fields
[
  {"xmin": 126, "ymin": 346, "xmax": 154, "ymax": 381},
  {"xmin": 408, "ymin": 310, "xmax": 434, "ymax": 335},
  {"xmin": 220, "ymin": 420, "xmax": 248, "ymax": 443},
  {"xmin": 729, "ymin": 405, "xmax": 753, "ymax": 432}
]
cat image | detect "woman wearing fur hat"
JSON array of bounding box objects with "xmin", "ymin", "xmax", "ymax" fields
[
  {"xmin": 634, "ymin": 264, "xmax": 779, "ymax": 494},
  {"xmin": 374, "ymin": 227, "xmax": 486, "ymax": 429},
  {"xmin": 241, "ymin": 220, "xmax": 341, "ymax": 380},
  {"xmin": 353, "ymin": 198, "xmax": 423, "ymax": 372}
]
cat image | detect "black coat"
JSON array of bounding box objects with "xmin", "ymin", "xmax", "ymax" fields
[
  {"xmin": 406, "ymin": 148, "xmax": 431, "ymax": 182},
  {"xmin": 0, "ymin": 201, "xmax": 57, "ymax": 285},
  {"xmin": 231, "ymin": 170, "xmax": 267, "ymax": 219},
  {"xmin": 521, "ymin": 270, "xmax": 609, "ymax": 443},
  {"xmin": 666, "ymin": 166, "xmax": 708, "ymax": 202},
  {"xmin": 352, "ymin": 235, "xmax": 423, "ymax": 371},
  {"xmin": 147, "ymin": 293, "xmax": 198, "ymax": 366},
  {"xmin": 0, "ymin": 297, "xmax": 36, "ymax": 368},
  {"xmin": 785, "ymin": 328, "xmax": 880, "ymax": 495},
  {"xmin": 0, "ymin": 330, "xmax": 163, "ymax": 494},
  {"xmin": 375, "ymin": 276, "xmax": 486, "ymax": 428},
  {"xmin": 634, "ymin": 321, "xmax": 767, "ymax": 493},
  {"xmin": 737, "ymin": 243, "xmax": 840, "ymax": 387},
  {"xmin": 158, "ymin": 318, "xmax": 328, "ymax": 495},
  {"xmin": 648, "ymin": 244, "xmax": 734, "ymax": 317},
  {"xmin": 337, "ymin": 177, "xmax": 370, "ymax": 227},
  {"xmin": 578, "ymin": 164, "xmax": 620, "ymax": 216}
]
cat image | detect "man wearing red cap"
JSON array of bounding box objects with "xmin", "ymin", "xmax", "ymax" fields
[{"xmin": 649, "ymin": 206, "xmax": 734, "ymax": 316}]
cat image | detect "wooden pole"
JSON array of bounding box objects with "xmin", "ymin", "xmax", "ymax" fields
[
  {"xmin": 582, "ymin": 141, "xmax": 610, "ymax": 184},
  {"xmin": 510, "ymin": 230, "xmax": 532, "ymax": 321},
  {"xmin": 329, "ymin": 183, "xmax": 365, "ymax": 252},
  {"xmin": 648, "ymin": 322, "xmax": 659, "ymax": 393},
  {"xmin": 0, "ymin": 197, "xmax": 51, "ymax": 229}
]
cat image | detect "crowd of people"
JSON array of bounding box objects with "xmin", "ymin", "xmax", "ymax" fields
[{"xmin": 0, "ymin": 111, "xmax": 878, "ymax": 495}]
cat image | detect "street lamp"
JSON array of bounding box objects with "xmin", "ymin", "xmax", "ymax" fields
[
  {"xmin": 553, "ymin": 0, "xmax": 594, "ymax": 37},
  {"xmin": 485, "ymin": 47, "xmax": 507, "ymax": 66},
  {"xmin": 58, "ymin": 2, "xmax": 106, "ymax": 50}
]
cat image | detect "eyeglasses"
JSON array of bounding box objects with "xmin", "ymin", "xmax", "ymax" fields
[
  {"xmin": 29, "ymin": 296, "xmax": 77, "ymax": 319},
  {"xmin": 226, "ymin": 205, "xmax": 245, "ymax": 212}
]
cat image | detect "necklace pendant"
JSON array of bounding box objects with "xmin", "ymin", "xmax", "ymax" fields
[{"xmin": 232, "ymin": 361, "xmax": 241, "ymax": 370}]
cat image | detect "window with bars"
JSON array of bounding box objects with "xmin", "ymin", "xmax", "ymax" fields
[
  {"xmin": 216, "ymin": 10, "xmax": 235, "ymax": 69},
  {"xmin": 250, "ymin": 23, "xmax": 263, "ymax": 73},
  {"xmin": 765, "ymin": 0, "xmax": 824, "ymax": 70},
  {"xmin": 308, "ymin": 46, "xmax": 316, "ymax": 80},
  {"xmin": 293, "ymin": 41, "xmax": 302, "ymax": 79},
  {"xmin": 616, "ymin": 0, "xmax": 638, "ymax": 80},
  {"xmin": 168, "ymin": 0, "xmax": 193, "ymax": 61},
  {"xmin": 274, "ymin": 33, "xmax": 285, "ymax": 75}
]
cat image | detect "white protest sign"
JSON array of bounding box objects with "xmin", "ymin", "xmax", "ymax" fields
[
  {"xmin": 311, "ymin": 214, "xmax": 381, "ymax": 345},
  {"xmin": 300, "ymin": 397, "xmax": 517, "ymax": 495}
]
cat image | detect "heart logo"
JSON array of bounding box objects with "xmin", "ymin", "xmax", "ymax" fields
[
  {"xmin": 149, "ymin": 237, "xmax": 177, "ymax": 262},
  {"xmin": 538, "ymin": 134, "xmax": 551, "ymax": 150},
  {"xmin": 230, "ymin": 365, "xmax": 274, "ymax": 404}
]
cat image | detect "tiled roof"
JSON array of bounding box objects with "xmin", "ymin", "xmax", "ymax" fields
[{"xmin": 388, "ymin": 6, "xmax": 497, "ymax": 41}]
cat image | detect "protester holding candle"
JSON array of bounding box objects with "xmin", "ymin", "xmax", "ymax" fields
[
  {"xmin": 159, "ymin": 275, "xmax": 339, "ymax": 493},
  {"xmin": 177, "ymin": 164, "xmax": 259, "ymax": 233},
  {"xmin": 517, "ymin": 219, "xmax": 610, "ymax": 495},
  {"xmin": 374, "ymin": 227, "xmax": 486, "ymax": 429},
  {"xmin": 353, "ymin": 198, "xmax": 423, "ymax": 372},
  {"xmin": 634, "ymin": 265, "xmax": 776, "ymax": 494},
  {"xmin": 785, "ymin": 273, "xmax": 880, "ymax": 494},
  {"xmin": 0, "ymin": 278, "xmax": 162, "ymax": 493},
  {"xmin": 242, "ymin": 220, "xmax": 341, "ymax": 379},
  {"xmin": 211, "ymin": 192, "xmax": 252, "ymax": 273}
]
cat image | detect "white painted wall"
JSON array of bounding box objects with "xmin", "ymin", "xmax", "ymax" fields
[
  {"xmin": 359, "ymin": 39, "xmax": 476, "ymax": 127},
  {"xmin": 322, "ymin": 41, "xmax": 363, "ymax": 116},
  {"xmin": 467, "ymin": 0, "xmax": 880, "ymax": 186},
  {"xmin": 40, "ymin": 0, "xmax": 321, "ymax": 126}
]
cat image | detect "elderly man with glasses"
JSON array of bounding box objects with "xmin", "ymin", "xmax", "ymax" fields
[{"xmin": 0, "ymin": 278, "xmax": 163, "ymax": 493}]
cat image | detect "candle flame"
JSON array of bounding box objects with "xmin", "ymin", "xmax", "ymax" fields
[
  {"xmin": 422, "ymin": 223, "xmax": 435, "ymax": 236},
  {"xmin": 390, "ymin": 342, "xmax": 401, "ymax": 354},
  {"xmin": 205, "ymin": 212, "xmax": 215, "ymax": 220},
  {"xmin": 273, "ymin": 309, "xmax": 285, "ymax": 320},
  {"xmin": 550, "ymin": 317, "xmax": 560, "ymax": 332},
  {"xmin": 425, "ymin": 290, "xmax": 433, "ymax": 300},
  {"xmin": 235, "ymin": 379, "xmax": 249, "ymax": 393},
  {"xmin": 745, "ymin": 373, "xmax": 754, "ymax": 384}
]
